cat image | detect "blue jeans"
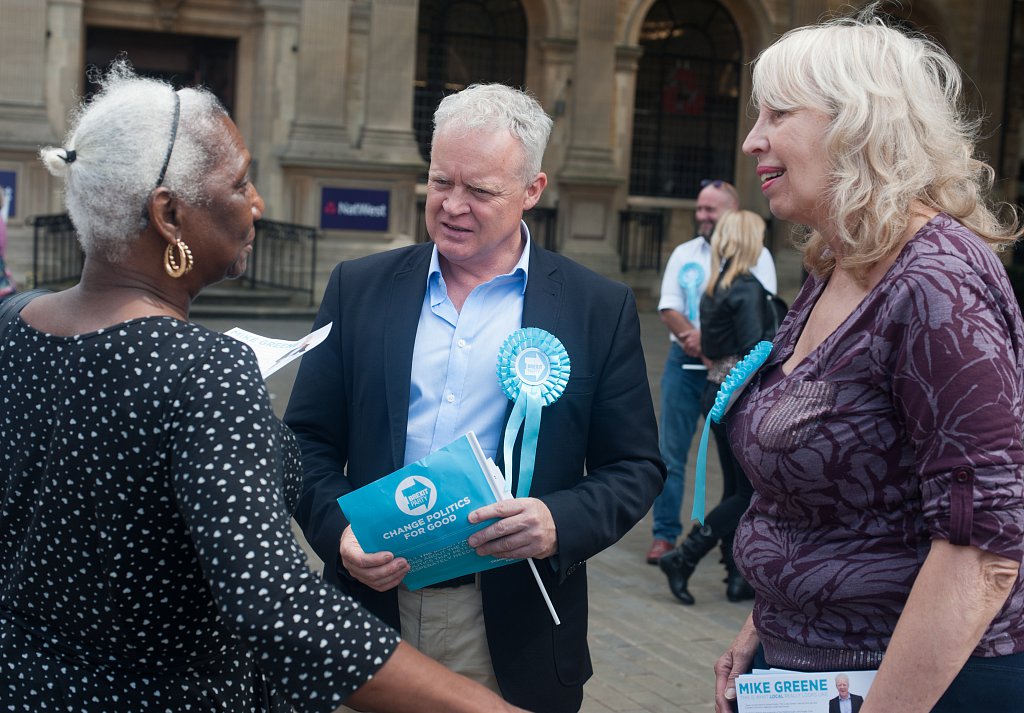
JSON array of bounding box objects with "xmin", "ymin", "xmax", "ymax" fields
[
  {"xmin": 932, "ymin": 650, "xmax": 1024, "ymax": 711},
  {"xmin": 652, "ymin": 343, "xmax": 706, "ymax": 542}
]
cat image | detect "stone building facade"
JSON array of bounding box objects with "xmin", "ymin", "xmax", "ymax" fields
[{"xmin": 1, "ymin": 0, "xmax": 1021, "ymax": 300}]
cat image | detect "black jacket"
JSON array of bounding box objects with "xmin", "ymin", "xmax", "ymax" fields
[
  {"xmin": 828, "ymin": 693, "xmax": 864, "ymax": 713},
  {"xmin": 699, "ymin": 272, "xmax": 769, "ymax": 359}
]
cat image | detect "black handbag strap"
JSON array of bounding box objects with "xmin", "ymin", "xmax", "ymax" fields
[{"xmin": 0, "ymin": 288, "xmax": 52, "ymax": 337}]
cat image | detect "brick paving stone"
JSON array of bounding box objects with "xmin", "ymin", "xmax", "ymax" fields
[{"xmin": 579, "ymin": 307, "xmax": 752, "ymax": 712}]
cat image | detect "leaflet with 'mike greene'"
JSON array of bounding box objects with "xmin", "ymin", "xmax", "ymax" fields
[
  {"xmin": 336, "ymin": 432, "xmax": 518, "ymax": 590},
  {"xmin": 737, "ymin": 668, "xmax": 876, "ymax": 712}
]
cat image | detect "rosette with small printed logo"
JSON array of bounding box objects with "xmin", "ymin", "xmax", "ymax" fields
[
  {"xmin": 496, "ymin": 327, "xmax": 571, "ymax": 498},
  {"xmin": 678, "ymin": 262, "xmax": 705, "ymax": 322}
]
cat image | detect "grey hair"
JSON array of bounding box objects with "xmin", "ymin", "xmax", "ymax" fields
[
  {"xmin": 835, "ymin": 673, "xmax": 850, "ymax": 685},
  {"xmin": 39, "ymin": 60, "xmax": 229, "ymax": 262},
  {"xmin": 432, "ymin": 83, "xmax": 553, "ymax": 184},
  {"xmin": 751, "ymin": 8, "xmax": 1020, "ymax": 278}
]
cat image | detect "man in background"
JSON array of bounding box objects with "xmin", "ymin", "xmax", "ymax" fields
[{"xmin": 646, "ymin": 179, "xmax": 776, "ymax": 563}]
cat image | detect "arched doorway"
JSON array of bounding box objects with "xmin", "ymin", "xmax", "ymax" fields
[{"xmin": 629, "ymin": 0, "xmax": 741, "ymax": 199}]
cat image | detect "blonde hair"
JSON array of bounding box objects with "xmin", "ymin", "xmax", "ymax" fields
[
  {"xmin": 707, "ymin": 210, "xmax": 766, "ymax": 294},
  {"xmin": 750, "ymin": 8, "xmax": 1020, "ymax": 278}
]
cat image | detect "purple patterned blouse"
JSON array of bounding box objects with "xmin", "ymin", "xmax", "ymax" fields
[{"xmin": 731, "ymin": 214, "xmax": 1024, "ymax": 671}]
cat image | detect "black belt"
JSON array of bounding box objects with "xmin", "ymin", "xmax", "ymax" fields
[{"xmin": 423, "ymin": 573, "xmax": 477, "ymax": 589}]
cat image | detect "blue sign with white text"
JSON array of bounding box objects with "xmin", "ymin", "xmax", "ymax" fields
[{"xmin": 321, "ymin": 187, "xmax": 389, "ymax": 231}]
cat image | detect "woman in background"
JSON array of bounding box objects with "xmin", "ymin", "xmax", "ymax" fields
[
  {"xmin": 715, "ymin": 11, "xmax": 1023, "ymax": 713},
  {"xmin": 659, "ymin": 210, "xmax": 769, "ymax": 605}
]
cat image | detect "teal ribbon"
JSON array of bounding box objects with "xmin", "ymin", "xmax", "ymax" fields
[
  {"xmin": 497, "ymin": 328, "xmax": 570, "ymax": 498},
  {"xmin": 678, "ymin": 262, "xmax": 705, "ymax": 322},
  {"xmin": 691, "ymin": 341, "xmax": 773, "ymax": 524},
  {"xmin": 692, "ymin": 416, "xmax": 714, "ymax": 526}
]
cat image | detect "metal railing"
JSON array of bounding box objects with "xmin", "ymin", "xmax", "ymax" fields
[
  {"xmin": 247, "ymin": 218, "xmax": 318, "ymax": 306},
  {"xmin": 415, "ymin": 201, "xmax": 558, "ymax": 253},
  {"xmin": 32, "ymin": 213, "xmax": 83, "ymax": 289},
  {"xmin": 30, "ymin": 214, "xmax": 317, "ymax": 305},
  {"xmin": 618, "ymin": 209, "xmax": 666, "ymax": 272}
]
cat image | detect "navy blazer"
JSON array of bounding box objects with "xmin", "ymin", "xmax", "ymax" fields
[
  {"xmin": 285, "ymin": 241, "xmax": 665, "ymax": 713},
  {"xmin": 828, "ymin": 693, "xmax": 864, "ymax": 713}
]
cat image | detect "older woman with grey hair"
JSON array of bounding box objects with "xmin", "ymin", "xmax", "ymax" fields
[
  {"xmin": 713, "ymin": 10, "xmax": 1024, "ymax": 713},
  {"xmin": 0, "ymin": 62, "xmax": 529, "ymax": 713}
]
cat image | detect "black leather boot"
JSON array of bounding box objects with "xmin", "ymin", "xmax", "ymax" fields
[
  {"xmin": 658, "ymin": 525, "xmax": 718, "ymax": 605},
  {"xmin": 721, "ymin": 539, "xmax": 755, "ymax": 602}
]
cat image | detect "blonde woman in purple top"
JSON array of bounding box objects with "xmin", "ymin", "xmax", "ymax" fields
[{"xmin": 714, "ymin": 11, "xmax": 1024, "ymax": 713}]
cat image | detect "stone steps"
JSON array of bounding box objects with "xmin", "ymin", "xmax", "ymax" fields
[{"xmin": 190, "ymin": 285, "xmax": 318, "ymax": 320}]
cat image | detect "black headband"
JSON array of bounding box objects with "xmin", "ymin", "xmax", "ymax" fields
[{"xmin": 154, "ymin": 91, "xmax": 181, "ymax": 189}]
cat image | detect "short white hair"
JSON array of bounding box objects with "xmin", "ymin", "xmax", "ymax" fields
[
  {"xmin": 432, "ymin": 83, "xmax": 553, "ymax": 184},
  {"xmin": 40, "ymin": 60, "xmax": 229, "ymax": 262}
]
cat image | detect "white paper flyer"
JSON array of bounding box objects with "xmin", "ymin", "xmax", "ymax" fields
[
  {"xmin": 736, "ymin": 668, "xmax": 876, "ymax": 712},
  {"xmin": 225, "ymin": 322, "xmax": 333, "ymax": 379}
]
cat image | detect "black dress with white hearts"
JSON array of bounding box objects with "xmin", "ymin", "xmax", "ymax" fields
[{"xmin": 0, "ymin": 317, "xmax": 398, "ymax": 712}]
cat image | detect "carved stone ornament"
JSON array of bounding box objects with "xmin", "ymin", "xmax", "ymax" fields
[{"xmin": 157, "ymin": 0, "xmax": 187, "ymax": 29}]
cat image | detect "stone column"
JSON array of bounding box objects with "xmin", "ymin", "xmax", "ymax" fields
[
  {"xmin": 556, "ymin": 0, "xmax": 625, "ymax": 275},
  {"xmin": 612, "ymin": 45, "xmax": 643, "ymax": 187},
  {"xmin": 561, "ymin": 0, "xmax": 617, "ymax": 178},
  {"xmin": 533, "ymin": 38, "xmax": 575, "ymax": 194},
  {"xmin": 45, "ymin": 0, "xmax": 83, "ymax": 142},
  {"xmin": 359, "ymin": 0, "xmax": 422, "ymax": 165},
  {"xmin": 250, "ymin": 0, "xmax": 301, "ymax": 220},
  {"xmin": 0, "ymin": 0, "xmax": 57, "ymax": 149},
  {"xmin": 283, "ymin": 0, "xmax": 354, "ymax": 161}
]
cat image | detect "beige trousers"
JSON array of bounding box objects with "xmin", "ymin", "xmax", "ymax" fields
[
  {"xmin": 396, "ymin": 579, "xmax": 501, "ymax": 693},
  {"xmin": 338, "ymin": 579, "xmax": 500, "ymax": 713}
]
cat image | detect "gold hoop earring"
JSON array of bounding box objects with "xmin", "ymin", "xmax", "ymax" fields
[{"xmin": 164, "ymin": 239, "xmax": 194, "ymax": 278}]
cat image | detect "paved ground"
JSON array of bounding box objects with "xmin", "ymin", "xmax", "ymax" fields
[{"xmin": 196, "ymin": 308, "xmax": 748, "ymax": 713}]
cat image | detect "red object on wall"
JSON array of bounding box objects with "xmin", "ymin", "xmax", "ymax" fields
[{"xmin": 662, "ymin": 67, "xmax": 705, "ymax": 116}]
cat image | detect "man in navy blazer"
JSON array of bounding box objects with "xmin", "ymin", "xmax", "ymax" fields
[{"xmin": 285, "ymin": 84, "xmax": 664, "ymax": 713}]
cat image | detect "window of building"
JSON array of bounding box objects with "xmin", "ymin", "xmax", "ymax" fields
[
  {"xmin": 630, "ymin": 0, "xmax": 741, "ymax": 199},
  {"xmin": 414, "ymin": 0, "xmax": 528, "ymax": 163},
  {"xmin": 85, "ymin": 28, "xmax": 237, "ymax": 115}
]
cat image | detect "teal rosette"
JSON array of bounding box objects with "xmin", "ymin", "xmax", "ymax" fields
[
  {"xmin": 691, "ymin": 340, "xmax": 773, "ymax": 524},
  {"xmin": 678, "ymin": 262, "xmax": 705, "ymax": 322},
  {"xmin": 496, "ymin": 327, "xmax": 571, "ymax": 498}
]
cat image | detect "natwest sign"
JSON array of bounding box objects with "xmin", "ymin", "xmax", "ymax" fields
[{"xmin": 321, "ymin": 187, "xmax": 389, "ymax": 231}]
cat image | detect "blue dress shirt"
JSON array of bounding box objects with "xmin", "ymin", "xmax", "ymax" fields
[{"xmin": 404, "ymin": 224, "xmax": 531, "ymax": 466}]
